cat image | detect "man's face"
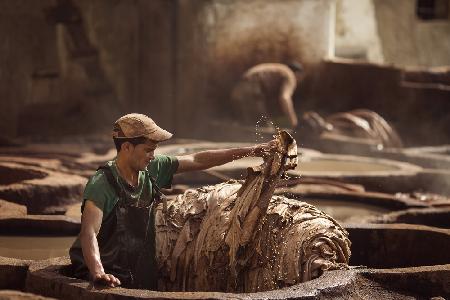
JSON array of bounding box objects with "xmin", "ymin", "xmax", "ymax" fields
[{"xmin": 128, "ymin": 140, "xmax": 158, "ymax": 171}]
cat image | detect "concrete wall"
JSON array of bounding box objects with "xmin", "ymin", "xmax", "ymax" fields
[
  {"xmin": 374, "ymin": 0, "xmax": 450, "ymax": 68},
  {"xmin": 78, "ymin": 0, "xmax": 178, "ymax": 132},
  {"xmin": 335, "ymin": 0, "xmax": 384, "ymax": 63},
  {"xmin": 0, "ymin": 0, "xmax": 177, "ymax": 137},
  {"xmin": 309, "ymin": 59, "xmax": 450, "ymax": 145}
]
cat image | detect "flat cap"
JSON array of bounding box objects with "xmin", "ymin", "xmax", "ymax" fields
[{"xmin": 113, "ymin": 113, "xmax": 172, "ymax": 142}]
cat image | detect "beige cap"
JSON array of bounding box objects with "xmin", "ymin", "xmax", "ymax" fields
[{"xmin": 112, "ymin": 113, "xmax": 173, "ymax": 142}]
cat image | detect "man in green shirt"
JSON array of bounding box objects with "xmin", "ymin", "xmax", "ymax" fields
[{"xmin": 69, "ymin": 113, "xmax": 276, "ymax": 289}]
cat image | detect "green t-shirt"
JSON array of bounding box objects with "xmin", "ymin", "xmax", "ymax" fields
[
  {"xmin": 71, "ymin": 155, "xmax": 178, "ymax": 250},
  {"xmin": 82, "ymin": 154, "xmax": 179, "ymax": 219}
]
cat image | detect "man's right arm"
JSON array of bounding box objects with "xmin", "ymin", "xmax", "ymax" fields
[{"xmin": 80, "ymin": 200, "xmax": 121, "ymax": 287}]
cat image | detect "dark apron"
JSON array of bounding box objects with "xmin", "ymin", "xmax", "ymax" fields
[{"xmin": 69, "ymin": 165, "xmax": 163, "ymax": 290}]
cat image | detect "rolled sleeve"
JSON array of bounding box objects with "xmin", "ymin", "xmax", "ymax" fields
[{"xmin": 147, "ymin": 155, "xmax": 179, "ymax": 188}]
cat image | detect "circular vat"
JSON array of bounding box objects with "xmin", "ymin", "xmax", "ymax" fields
[
  {"xmin": 346, "ymin": 224, "xmax": 450, "ymax": 268},
  {"xmin": 276, "ymin": 178, "xmax": 430, "ymax": 225},
  {"xmin": 174, "ymin": 150, "xmax": 423, "ymax": 196},
  {"xmin": 0, "ymin": 161, "xmax": 85, "ymax": 214}
]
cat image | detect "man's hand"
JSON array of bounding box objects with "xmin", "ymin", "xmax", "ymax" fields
[
  {"xmin": 92, "ymin": 272, "xmax": 121, "ymax": 287},
  {"xmin": 251, "ymin": 139, "xmax": 279, "ymax": 158}
]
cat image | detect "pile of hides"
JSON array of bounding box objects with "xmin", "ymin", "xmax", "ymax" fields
[
  {"xmin": 154, "ymin": 131, "xmax": 351, "ymax": 292},
  {"xmin": 302, "ymin": 109, "xmax": 403, "ymax": 148}
]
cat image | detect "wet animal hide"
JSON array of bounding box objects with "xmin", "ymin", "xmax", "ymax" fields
[{"xmin": 154, "ymin": 132, "xmax": 351, "ymax": 292}]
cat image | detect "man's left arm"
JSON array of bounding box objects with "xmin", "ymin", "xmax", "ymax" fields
[
  {"xmin": 279, "ymin": 76, "xmax": 298, "ymax": 128},
  {"xmin": 175, "ymin": 141, "xmax": 276, "ymax": 174}
]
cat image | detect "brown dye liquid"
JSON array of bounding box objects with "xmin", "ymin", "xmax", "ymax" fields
[{"xmin": 0, "ymin": 236, "xmax": 76, "ymax": 260}]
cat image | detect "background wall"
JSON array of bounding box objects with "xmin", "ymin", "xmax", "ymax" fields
[
  {"xmin": 0, "ymin": 0, "xmax": 58, "ymax": 137},
  {"xmin": 0, "ymin": 0, "xmax": 449, "ymax": 145},
  {"xmin": 334, "ymin": 0, "xmax": 450, "ymax": 67},
  {"xmin": 0, "ymin": 0, "xmax": 335, "ymax": 140}
]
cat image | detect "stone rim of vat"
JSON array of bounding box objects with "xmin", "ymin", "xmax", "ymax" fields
[
  {"xmin": 277, "ymin": 181, "xmax": 431, "ymax": 211},
  {"xmin": 14, "ymin": 224, "xmax": 450, "ymax": 299},
  {"xmin": 401, "ymin": 145, "xmax": 450, "ymax": 157},
  {"xmin": 366, "ymin": 207, "xmax": 450, "ymax": 229},
  {"xmin": 379, "ymin": 145, "xmax": 450, "ymax": 170},
  {"xmin": 156, "ymin": 142, "xmax": 322, "ymax": 157},
  {"xmin": 23, "ymin": 256, "xmax": 357, "ymax": 299},
  {"xmin": 0, "ymin": 215, "xmax": 80, "ymax": 235},
  {"xmin": 20, "ymin": 262, "xmax": 450, "ymax": 299}
]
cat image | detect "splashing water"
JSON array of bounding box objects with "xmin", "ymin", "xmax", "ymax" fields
[{"xmin": 255, "ymin": 115, "xmax": 281, "ymax": 143}]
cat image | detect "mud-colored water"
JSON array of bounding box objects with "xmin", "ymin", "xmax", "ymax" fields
[
  {"xmin": 304, "ymin": 199, "xmax": 390, "ymax": 223},
  {"xmin": 0, "ymin": 236, "xmax": 76, "ymax": 260}
]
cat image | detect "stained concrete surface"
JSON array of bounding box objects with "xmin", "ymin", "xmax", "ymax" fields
[{"xmin": 0, "ymin": 161, "xmax": 85, "ymax": 214}]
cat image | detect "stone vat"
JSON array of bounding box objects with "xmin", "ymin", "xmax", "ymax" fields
[
  {"xmin": 0, "ymin": 161, "xmax": 86, "ymax": 214},
  {"xmin": 346, "ymin": 224, "xmax": 450, "ymax": 268},
  {"xmin": 158, "ymin": 143, "xmax": 430, "ymax": 196},
  {"xmin": 0, "ymin": 256, "xmax": 30, "ymax": 290}
]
